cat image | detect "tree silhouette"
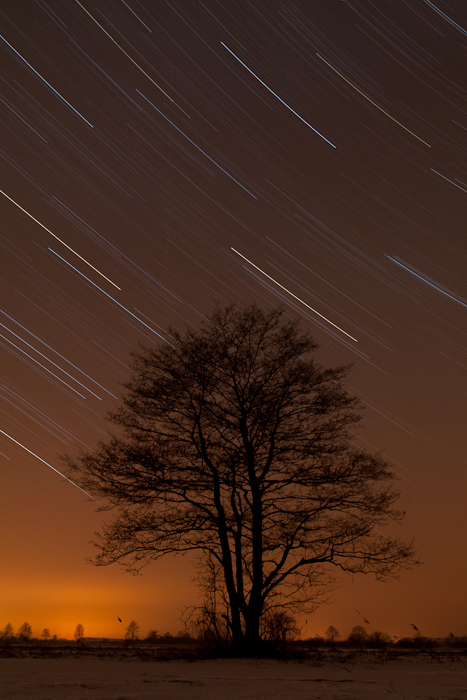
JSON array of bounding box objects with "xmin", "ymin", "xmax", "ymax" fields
[
  {"xmin": 1, "ymin": 623, "xmax": 14, "ymax": 641},
  {"xmin": 41, "ymin": 628, "xmax": 51, "ymax": 641},
  {"xmin": 325, "ymin": 625, "xmax": 340, "ymax": 643},
  {"xmin": 73, "ymin": 623, "xmax": 85, "ymax": 642},
  {"xmin": 125, "ymin": 620, "xmax": 140, "ymax": 642},
  {"xmin": 66, "ymin": 304, "xmax": 417, "ymax": 653},
  {"xmin": 261, "ymin": 609, "xmax": 300, "ymax": 645},
  {"xmin": 368, "ymin": 630, "xmax": 392, "ymax": 647},
  {"xmin": 17, "ymin": 622, "xmax": 32, "ymax": 641},
  {"xmin": 348, "ymin": 625, "xmax": 368, "ymax": 646}
]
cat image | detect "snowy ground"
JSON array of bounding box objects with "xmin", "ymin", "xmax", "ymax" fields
[{"xmin": 1, "ymin": 653, "xmax": 466, "ymax": 699}]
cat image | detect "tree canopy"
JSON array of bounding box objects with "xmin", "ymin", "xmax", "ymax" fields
[{"xmin": 66, "ymin": 303, "xmax": 417, "ymax": 652}]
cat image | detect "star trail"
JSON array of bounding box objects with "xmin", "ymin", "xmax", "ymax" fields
[{"xmin": 1, "ymin": 0, "xmax": 466, "ymax": 639}]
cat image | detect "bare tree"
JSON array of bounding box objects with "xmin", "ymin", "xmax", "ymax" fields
[
  {"xmin": 41, "ymin": 628, "xmax": 51, "ymax": 641},
  {"xmin": 17, "ymin": 622, "xmax": 32, "ymax": 642},
  {"xmin": 261, "ymin": 609, "xmax": 300, "ymax": 645},
  {"xmin": 125, "ymin": 620, "xmax": 140, "ymax": 642},
  {"xmin": 184, "ymin": 552, "xmax": 232, "ymax": 643},
  {"xmin": 66, "ymin": 304, "xmax": 417, "ymax": 653},
  {"xmin": 325, "ymin": 625, "xmax": 340, "ymax": 643},
  {"xmin": 73, "ymin": 623, "xmax": 85, "ymax": 642},
  {"xmin": 1, "ymin": 623, "xmax": 14, "ymax": 642}
]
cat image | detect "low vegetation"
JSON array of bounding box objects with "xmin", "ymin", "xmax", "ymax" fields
[{"xmin": 1, "ymin": 619, "xmax": 467, "ymax": 660}]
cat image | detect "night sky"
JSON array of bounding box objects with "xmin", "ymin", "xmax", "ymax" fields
[{"xmin": 1, "ymin": 0, "xmax": 466, "ymax": 641}]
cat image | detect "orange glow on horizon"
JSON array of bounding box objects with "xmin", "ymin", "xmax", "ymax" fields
[{"xmin": 3, "ymin": 561, "xmax": 465, "ymax": 642}]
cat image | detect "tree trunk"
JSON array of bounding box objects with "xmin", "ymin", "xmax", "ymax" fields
[
  {"xmin": 227, "ymin": 590, "xmax": 243, "ymax": 646},
  {"xmin": 243, "ymin": 604, "xmax": 263, "ymax": 655},
  {"xmin": 246, "ymin": 472, "xmax": 264, "ymax": 654}
]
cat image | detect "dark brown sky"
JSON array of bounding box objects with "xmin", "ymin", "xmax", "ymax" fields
[{"xmin": 1, "ymin": 0, "xmax": 466, "ymax": 640}]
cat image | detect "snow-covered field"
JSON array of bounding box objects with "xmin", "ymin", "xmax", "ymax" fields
[{"xmin": 1, "ymin": 653, "xmax": 466, "ymax": 699}]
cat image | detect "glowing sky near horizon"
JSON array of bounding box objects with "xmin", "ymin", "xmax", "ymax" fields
[{"xmin": 1, "ymin": 0, "xmax": 466, "ymax": 640}]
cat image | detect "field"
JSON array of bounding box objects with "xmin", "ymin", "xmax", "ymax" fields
[{"xmin": 1, "ymin": 648, "xmax": 466, "ymax": 699}]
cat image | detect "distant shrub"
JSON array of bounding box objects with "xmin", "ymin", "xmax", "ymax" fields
[
  {"xmin": 367, "ymin": 631, "xmax": 392, "ymax": 648},
  {"xmin": 261, "ymin": 609, "xmax": 300, "ymax": 646},
  {"xmin": 175, "ymin": 630, "xmax": 194, "ymax": 642},
  {"xmin": 300, "ymin": 635, "xmax": 326, "ymax": 647},
  {"xmin": 395, "ymin": 636, "xmax": 438, "ymax": 649},
  {"xmin": 446, "ymin": 636, "xmax": 467, "ymax": 649},
  {"xmin": 145, "ymin": 630, "xmax": 159, "ymax": 643},
  {"xmin": 347, "ymin": 625, "xmax": 368, "ymax": 647}
]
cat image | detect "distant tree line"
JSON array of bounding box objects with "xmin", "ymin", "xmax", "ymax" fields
[
  {"xmin": 2, "ymin": 618, "xmax": 466, "ymax": 651},
  {"xmin": 302, "ymin": 624, "xmax": 467, "ymax": 650}
]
